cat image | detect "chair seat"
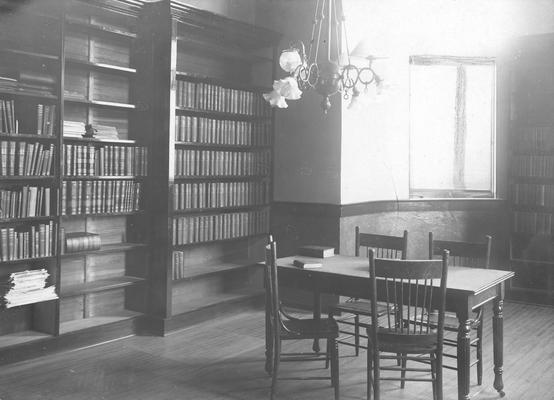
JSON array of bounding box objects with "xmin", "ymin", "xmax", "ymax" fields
[
  {"xmin": 332, "ymin": 299, "xmax": 392, "ymax": 317},
  {"xmin": 281, "ymin": 317, "xmax": 339, "ymax": 340},
  {"xmin": 367, "ymin": 326, "xmax": 439, "ymax": 354},
  {"xmin": 408, "ymin": 311, "xmax": 480, "ymax": 331}
]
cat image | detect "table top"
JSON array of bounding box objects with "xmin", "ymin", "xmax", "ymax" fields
[{"xmin": 276, "ymin": 254, "xmax": 515, "ymax": 296}]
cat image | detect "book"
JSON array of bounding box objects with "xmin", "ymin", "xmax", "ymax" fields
[
  {"xmin": 293, "ymin": 258, "xmax": 323, "ymax": 269},
  {"xmin": 297, "ymin": 245, "xmax": 335, "ymax": 258}
]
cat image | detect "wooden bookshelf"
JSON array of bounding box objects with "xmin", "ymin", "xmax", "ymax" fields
[
  {"xmin": 0, "ymin": 0, "xmax": 63, "ymax": 349},
  {"xmin": 508, "ymin": 33, "xmax": 554, "ymax": 305},
  {"xmin": 136, "ymin": 0, "xmax": 279, "ymax": 334}
]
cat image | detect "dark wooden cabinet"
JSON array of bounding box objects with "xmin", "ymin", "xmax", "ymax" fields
[{"xmin": 508, "ymin": 33, "xmax": 554, "ymax": 305}]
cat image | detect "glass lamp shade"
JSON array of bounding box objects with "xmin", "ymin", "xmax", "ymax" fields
[{"xmin": 279, "ymin": 49, "xmax": 303, "ymax": 73}]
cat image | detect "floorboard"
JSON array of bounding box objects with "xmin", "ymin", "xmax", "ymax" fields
[{"xmin": 0, "ymin": 301, "xmax": 552, "ymax": 400}]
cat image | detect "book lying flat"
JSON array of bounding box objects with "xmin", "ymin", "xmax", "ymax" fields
[
  {"xmin": 293, "ymin": 258, "xmax": 323, "ymax": 269},
  {"xmin": 297, "ymin": 245, "xmax": 335, "ymax": 258}
]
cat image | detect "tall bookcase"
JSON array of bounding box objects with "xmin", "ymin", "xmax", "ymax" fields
[
  {"xmin": 0, "ymin": 0, "xmax": 63, "ymax": 346},
  {"xmin": 508, "ymin": 33, "xmax": 554, "ymax": 305},
  {"xmin": 137, "ymin": 0, "xmax": 279, "ymax": 333},
  {"xmin": 0, "ymin": 0, "xmax": 151, "ymax": 356}
]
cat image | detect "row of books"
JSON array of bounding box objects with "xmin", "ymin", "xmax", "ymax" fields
[
  {"xmin": 175, "ymin": 149, "xmax": 271, "ymax": 177},
  {"xmin": 511, "ymin": 183, "xmax": 554, "ymax": 207},
  {"xmin": 512, "ymin": 126, "xmax": 554, "ymax": 151},
  {"xmin": 513, "ymin": 211, "xmax": 553, "ymax": 235},
  {"xmin": 61, "ymin": 180, "xmax": 142, "ymax": 215},
  {"xmin": 60, "ymin": 230, "xmax": 101, "ymax": 254},
  {"xmin": 0, "ymin": 141, "xmax": 55, "ymax": 176},
  {"xmin": 173, "ymin": 181, "xmax": 270, "ymax": 210},
  {"xmin": 63, "ymin": 144, "xmax": 148, "ymax": 176},
  {"xmin": 0, "ymin": 268, "xmax": 58, "ymax": 308},
  {"xmin": 175, "ymin": 80, "xmax": 270, "ymax": 117},
  {"xmin": 512, "ymin": 155, "xmax": 554, "ymax": 177},
  {"xmin": 175, "ymin": 115, "xmax": 271, "ymax": 146},
  {"xmin": 172, "ymin": 209, "xmax": 269, "ymax": 245},
  {"xmin": 0, "ymin": 186, "xmax": 51, "ymax": 219},
  {"xmin": 171, "ymin": 250, "xmax": 187, "ymax": 280},
  {"xmin": 0, "ymin": 100, "xmax": 56, "ymax": 136},
  {"xmin": 0, "ymin": 222, "xmax": 56, "ymax": 261}
]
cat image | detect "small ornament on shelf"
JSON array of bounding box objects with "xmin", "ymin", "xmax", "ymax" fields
[{"xmin": 83, "ymin": 124, "xmax": 97, "ymax": 139}]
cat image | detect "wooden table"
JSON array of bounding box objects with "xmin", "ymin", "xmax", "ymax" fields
[{"xmin": 264, "ymin": 255, "xmax": 514, "ymax": 400}]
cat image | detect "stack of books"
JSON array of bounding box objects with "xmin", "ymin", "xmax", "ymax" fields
[
  {"xmin": 1, "ymin": 269, "xmax": 58, "ymax": 308},
  {"xmin": 62, "ymin": 231, "xmax": 101, "ymax": 254},
  {"xmin": 63, "ymin": 120, "xmax": 86, "ymax": 137},
  {"xmin": 93, "ymin": 124, "xmax": 119, "ymax": 140}
]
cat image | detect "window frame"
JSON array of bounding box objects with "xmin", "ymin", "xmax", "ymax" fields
[{"xmin": 408, "ymin": 55, "xmax": 497, "ymax": 199}]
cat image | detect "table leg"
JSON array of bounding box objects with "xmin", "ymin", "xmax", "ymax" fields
[
  {"xmin": 493, "ymin": 298, "xmax": 505, "ymax": 397},
  {"xmin": 264, "ymin": 280, "xmax": 273, "ymax": 375},
  {"xmin": 312, "ymin": 289, "xmax": 321, "ymax": 353},
  {"xmin": 457, "ymin": 318, "xmax": 471, "ymax": 400}
]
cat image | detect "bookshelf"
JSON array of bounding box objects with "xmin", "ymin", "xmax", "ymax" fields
[
  {"xmin": 508, "ymin": 34, "xmax": 554, "ymax": 305},
  {"xmin": 59, "ymin": 0, "xmax": 149, "ymax": 334},
  {"xmin": 137, "ymin": 0, "xmax": 279, "ymax": 333},
  {"xmin": 0, "ymin": 1, "xmax": 63, "ymax": 347}
]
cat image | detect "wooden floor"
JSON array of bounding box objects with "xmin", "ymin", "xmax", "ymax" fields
[{"xmin": 0, "ymin": 301, "xmax": 552, "ymax": 400}]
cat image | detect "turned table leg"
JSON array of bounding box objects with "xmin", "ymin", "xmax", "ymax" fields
[
  {"xmin": 457, "ymin": 318, "xmax": 472, "ymax": 400},
  {"xmin": 493, "ymin": 298, "xmax": 505, "ymax": 397}
]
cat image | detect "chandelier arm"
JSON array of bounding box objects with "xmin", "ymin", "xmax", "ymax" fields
[
  {"xmin": 326, "ymin": 0, "xmax": 332, "ymax": 62},
  {"xmin": 307, "ymin": 0, "xmax": 322, "ymax": 64},
  {"xmin": 332, "ymin": 0, "xmax": 341, "ymax": 65},
  {"xmin": 337, "ymin": 0, "xmax": 351, "ymax": 65},
  {"xmin": 312, "ymin": 0, "xmax": 324, "ymax": 66}
]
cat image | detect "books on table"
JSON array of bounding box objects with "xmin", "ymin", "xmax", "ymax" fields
[
  {"xmin": 297, "ymin": 245, "xmax": 335, "ymax": 258},
  {"xmin": 293, "ymin": 258, "xmax": 323, "ymax": 269}
]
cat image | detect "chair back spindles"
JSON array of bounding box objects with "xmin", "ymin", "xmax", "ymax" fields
[
  {"xmin": 429, "ymin": 232, "xmax": 491, "ymax": 268},
  {"xmin": 356, "ymin": 227, "xmax": 408, "ymax": 259}
]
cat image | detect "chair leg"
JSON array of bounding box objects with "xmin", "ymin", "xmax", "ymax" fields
[
  {"xmin": 477, "ymin": 309, "xmax": 484, "ymax": 385},
  {"xmin": 400, "ymin": 353, "xmax": 407, "ymax": 389},
  {"xmin": 435, "ymin": 349, "xmax": 443, "ymax": 400},
  {"xmin": 331, "ymin": 338, "xmax": 340, "ymax": 400},
  {"xmin": 325, "ymin": 338, "xmax": 331, "ymax": 369},
  {"xmin": 430, "ymin": 353, "xmax": 437, "ymax": 400},
  {"xmin": 354, "ymin": 314, "xmax": 360, "ymax": 356},
  {"xmin": 367, "ymin": 344, "xmax": 373, "ymax": 400},
  {"xmin": 373, "ymin": 348, "xmax": 380, "ymax": 400},
  {"xmin": 271, "ymin": 339, "xmax": 281, "ymax": 400}
]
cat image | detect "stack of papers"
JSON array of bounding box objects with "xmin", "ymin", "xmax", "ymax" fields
[{"xmin": 1, "ymin": 269, "xmax": 58, "ymax": 308}]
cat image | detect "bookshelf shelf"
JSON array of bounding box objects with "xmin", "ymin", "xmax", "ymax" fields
[
  {"xmin": 62, "ymin": 136, "xmax": 139, "ymax": 145},
  {"xmin": 65, "ymin": 58, "xmax": 136, "ymax": 74},
  {"xmin": 59, "ymin": 310, "xmax": 142, "ymax": 335},
  {"xmin": 0, "ymin": 330, "xmax": 53, "ymax": 349},
  {"xmin": 0, "ymin": 133, "xmax": 57, "ymax": 141},
  {"xmin": 64, "ymin": 98, "xmax": 136, "ymax": 110},
  {"xmin": 61, "ymin": 211, "xmax": 145, "ymax": 219},
  {"xmin": 0, "ymin": 48, "xmax": 60, "ymax": 61},
  {"xmin": 176, "ymin": 107, "xmax": 270, "ymax": 121},
  {"xmin": 175, "ymin": 71, "xmax": 271, "ymax": 93},
  {"xmin": 175, "ymin": 175, "xmax": 269, "ymax": 181},
  {"xmin": 173, "ymin": 205, "xmax": 269, "ymax": 215},
  {"xmin": 60, "ymin": 276, "xmax": 145, "ymax": 298},
  {"xmin": 65, "ymin": 20, "xmax": 137, "ymax": 39},
  {"xmin": 174, "ymin": 142, "xmax": 271, "ymax": 150},
  {"xmin": 61, "ymin": 242, "xmax": 148, "ymax": 258},
  {"xmin": 172, "ymin": 233, "xmax": 269, "ymax": 249},
  {"xmin": 63, "ymin": 175, "xmax": 145, "ymax": 180},
  {"xmin": 0, "ymin": 176, "xmax": 56, "ymax": 181},
  {"xmin": 173, "ymin": 259, "xmax": 260, "ymax": 281},
  {"xmin": 0, "ymin": 256, "xmax": 57, "ymax": 265},
  {"xmin": 0, "ymin": 89, "xmax": 58, "ymax": 101},
  {"xmin": 0, "ymin": 216, "xmax": 55, "ymax": 224}
]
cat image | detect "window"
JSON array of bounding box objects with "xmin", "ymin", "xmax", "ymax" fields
[{"xmin": 409, "ymin": 56, "xmax": 496, "ymax": 198}]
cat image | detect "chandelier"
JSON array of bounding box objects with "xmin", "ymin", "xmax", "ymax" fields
[{"xmin": 263, "ymin": 0, "xmax": 382, "ymax": 113}]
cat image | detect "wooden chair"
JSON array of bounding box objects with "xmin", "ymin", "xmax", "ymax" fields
[
  {"xmin": 366, "ymin": 249, "xmax": 449, "ymax": 400},
  {"xmin": 428, "ymin": 232, "xmax": 492, "ymax": 385},
  {"xmin": 329, "ymin": 228, "xmax": 408, "ymax": 356},
  {"xmin": 265, "ymin": 240, "xmax": 340, "ymax": 400}
]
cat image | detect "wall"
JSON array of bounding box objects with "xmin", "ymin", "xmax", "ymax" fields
[{"xmin": 340, "ymin": 0, "xmax": 554, "ymax": 204}]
